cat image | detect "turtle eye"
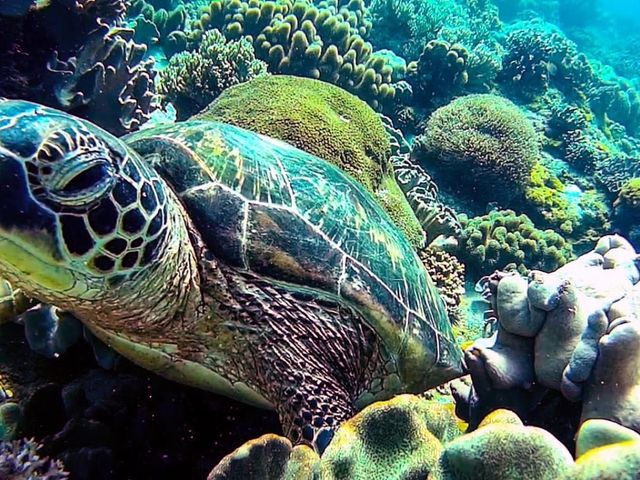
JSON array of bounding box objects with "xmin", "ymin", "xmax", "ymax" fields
[{"xmin": 28, "ymin": 126, "xmax": 118, "ymax": 211}]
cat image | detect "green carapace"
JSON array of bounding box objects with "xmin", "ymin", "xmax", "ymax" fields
[{"xmin": 0, "ymin": 99, "xmax": 462, "ymax": 451}]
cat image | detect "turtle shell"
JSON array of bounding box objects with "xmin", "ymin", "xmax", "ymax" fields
[{"xmin": 125, "ymin": 121, "xmax": 462, "ymax": 392}]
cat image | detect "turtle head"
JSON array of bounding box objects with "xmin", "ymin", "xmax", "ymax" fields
[{"xmin": 0, "ymin": 100, "xmax": 189, "ymax": 321}]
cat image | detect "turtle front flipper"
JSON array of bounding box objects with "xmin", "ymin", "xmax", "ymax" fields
[{"xmin": 222, "ymin": 272, "xmax": 389, "ymax": 454}]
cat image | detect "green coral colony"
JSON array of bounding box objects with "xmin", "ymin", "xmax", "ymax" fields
[{"xmin": 0, "ymin": 0, "xmax": 639, "ymax": 478}]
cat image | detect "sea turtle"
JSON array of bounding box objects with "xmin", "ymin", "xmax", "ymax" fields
[{"xmin": 0, "ymin": 99, "xmax": 463, "ymax": 451}]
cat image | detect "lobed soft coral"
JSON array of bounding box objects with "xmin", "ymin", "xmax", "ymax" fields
[
  {"xmin": 408, "ymin": 40, "xmax": 469, "ymax": 108},
  {"xmin": 189, "ymin": 0, "xmax": 398, "ymax": 110},
  {"xmin": 413, "ymin": 94, "xmax": 540, "ymax": 204},
  {"xmin": 158, "ymin": 29, "xmax": 268, "ymax": 119},
  {"xmin": 446, "ymin": 209, "xmax": 574, "ymax": 278},
  {"xmin": 500, "ymin": 20, "xmax": 592, "ymax": 101},
  {"xmin": 127, "ymin": 0, "xmax": 188, "ymax": 60}
]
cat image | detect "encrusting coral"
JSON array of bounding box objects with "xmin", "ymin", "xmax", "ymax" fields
[
  {"xmin": 158, "ymin": 29, "xmax": 268, "ymax": 119},
  {"xmin": 198, "ymin": 74, "xmax": 427, "ymax": 248},
  {"xmin": 413, "ymin": 94, "xmax": 540, "ymax": 203}
]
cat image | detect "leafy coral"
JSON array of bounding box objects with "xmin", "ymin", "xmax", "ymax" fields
[
  {"xmin": 157, "ymin": 29, "xmax": 267, "ymax": 119},
  {"xmin": 0, "ymin": 0, "xmax": 157, "ymax": 135},
  {"xmin": 198, "ymin": 75, "xmax": 426, "ymax": 248},
  {"xmin": 413, "ymin": 94, "xmax": 540, "ymax": 203},
  {"xmin": 446, "ymin": 209, "xmax": 574, "ymax": 278}
]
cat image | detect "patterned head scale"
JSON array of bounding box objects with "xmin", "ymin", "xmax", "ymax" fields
[{"xmin": 0, "ymin": 99, "xmax": 171, "ymax": 298}]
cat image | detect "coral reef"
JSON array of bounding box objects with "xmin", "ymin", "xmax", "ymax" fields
[
  {"xmin": 189, "ymin": 0, "xmax": 398, "ymax": 110},
  {"xmin": 445, "ymin": 209, "xmax": 573, "ymax": 279},
  {"xmin": 500, "ymin": 20, "xmax": 590, "ymax": 100},
  {"xmin": 0, "ymin": 439, "xmax": 68, "ymax": 480},
  {"xmin": 613, "ymin": 178, "xmax": 640, "ymax": 243},
  {"xmin": 0, "ymin": 0, "xmax": 157, "ymax": 135},
  {"xmin": 381, "ymin": 115, "xmax": 460, "ymax": 243},
  {"xmin": 413, "ymin": 94, "xmax": 540, "ymax": 203},
  {"xmin": 158, "ymin": 30, "xmax": 268, "ymax": 119},
  {"xmin": 198, "ymin": 75, "xmax": 427, "ymax": 248},
  {"xmin": 208, "ymin": 434, "xmax": 319, "ymax": 480}
]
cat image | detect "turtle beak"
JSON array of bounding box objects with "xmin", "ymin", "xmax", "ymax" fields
[{"xmin": 0, "ymin": 151, "xmax": 74, "ymax": 294}]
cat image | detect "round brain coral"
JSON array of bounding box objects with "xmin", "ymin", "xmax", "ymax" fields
[
  {"xmin": 197, "ymin": 75, "xmax": 426, "ymax": 248},
  {"xmin": 414, "ymin": 94, "xmax": 540, "ymax": 203}
]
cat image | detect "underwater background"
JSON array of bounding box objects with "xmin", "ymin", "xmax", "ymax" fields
[{"xmin": 0, "ymin": 0, "xmax": 639, "ymax": 478}]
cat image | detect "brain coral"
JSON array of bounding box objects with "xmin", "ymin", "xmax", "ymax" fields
[
  {"xmin": 414, "ymin": 94, "xmax": 540, "ymax": 203},
  {"xmin": 189, "ymin": 0, "xmax": 397, "ymax": 110},
  {"xmin": 197, "ymin": 75, "xmax": 426, "ymax": 248},
  {"xmin": 158, "ymin": 29, "xmax": 268, "ymax": 119}
]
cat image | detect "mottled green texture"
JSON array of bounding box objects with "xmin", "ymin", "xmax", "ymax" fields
[
  {"xmin": 615, "ymin": 178, "xmax": 640, "ymax": 210},
  {"xmin": 440, "ymin": 422, "xmax": 574, "ymax": 480},
  {"xmin": 523, "ymin": 163, "xmax": 580, "ymax": 235},
  {"xmin": 563, "ymin": 440, "xmax": 640, "ymax": 480},
  {"xmin": 208, "ymin": 434, "xmax": 321, "ymax": 480},
  {"xmin": 414, "ymin": 95, "xmax": 540, "ymax": 203},
  {"xmin": 190, "ymin": 0, "xmax": 397, "ymax": 110},
  {"xmin": 575, "ymin": 419, "xmax": 640, "ymax": 459},
  {"xmin": 198, "ymin": 75, "xmax": 425, "ymax": 248},
  {"xmin": 446, "ymin": 210, "xmax": 573, "ymax": 278},
  {"xmin": 320, "ymin": 395, "xmax": 461, "ymax": 480},
  {"xmin": 158, "ymin": 30, "xmax": 267, "ymax": 119}
]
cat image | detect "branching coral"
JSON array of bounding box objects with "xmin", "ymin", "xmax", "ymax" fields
[
  {"xmin": 446, "ymin": 209, "xmax": 574, "ymax": 278},
  {"xmin": 0, "ymin": 0, "xmax": 157, "ymax": 135},
  {"xmin": 413, "ymin": 94, "xmax": 540, "ymax": 203},
  {"xmin": 189, "ymin": 0, "xmax": 398, "ymax": 110},
  {"xmin": 158, "ymin": 29, "xmax": 267, "ymax": 119},
  {"xmin": 408, "ymin": 40, "xmax": 469, "ymax": 107},
  {"xmin": 0, "ymin": 439, "xmax": 68, "ymax": 480}
]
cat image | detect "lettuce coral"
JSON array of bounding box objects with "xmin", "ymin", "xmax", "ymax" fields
[
  {"xmin": 413, "ymin": 94, "xmax": 540, "ymax": 203},
  {"xmin": 0, "ymin": 0, "xmax": 157, "ymax": 135},
  {"xmin": 158, "ymin": 29, "xmax": 268, "ymax": 119}
]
